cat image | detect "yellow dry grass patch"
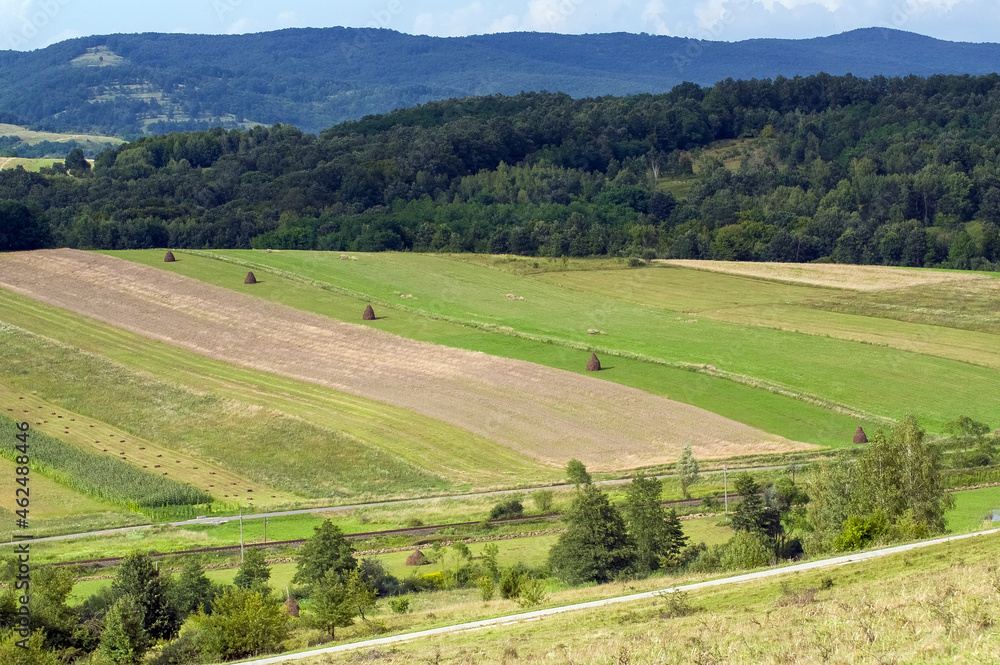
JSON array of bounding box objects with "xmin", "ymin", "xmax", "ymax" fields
[
  {"xmin": 0, "ymin": 123, "xmax": 123, "ymax": 146},
  {"xmin": 663, "ymin": 260, "xmax": 990, "ymax": 292},
  {"xmin": 0, "ymin": 384, "xmax": 295, "ymax": 507}
]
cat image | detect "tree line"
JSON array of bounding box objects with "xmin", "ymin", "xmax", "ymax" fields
[{"xmin": 1, "ymin": 73, "xmax": 1000, "ymax": 270}]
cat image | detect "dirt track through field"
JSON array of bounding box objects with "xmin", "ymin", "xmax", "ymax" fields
[{"xmin": 0, "ymin": 250, "xmax": 811, "ymax": 469}]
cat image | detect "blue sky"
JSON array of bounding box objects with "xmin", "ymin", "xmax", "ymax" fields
[{"xmin": 1, "ymin": 0, "xmax": 997, "ymax": 51}]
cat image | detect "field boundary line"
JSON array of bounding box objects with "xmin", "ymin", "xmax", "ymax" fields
[
  {"xmin": 176, "ymin": 251, "xmax": 888, "ymax": 423},
  {"xmin": 231, "ymin": 528, "xmax": 1000, "ymax": 665}
]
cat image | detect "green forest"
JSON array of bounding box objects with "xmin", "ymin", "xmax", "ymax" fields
[{"xmin": 3, "ymin": 73, "xmax": 1000, "ymax": 270}]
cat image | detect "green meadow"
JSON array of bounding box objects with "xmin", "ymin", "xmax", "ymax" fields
[{"xmin": 113, "ymin": 249, "xmax": 1000, "ymax": 436}]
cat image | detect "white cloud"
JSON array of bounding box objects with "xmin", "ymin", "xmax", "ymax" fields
[
  {"xmin": 641, "ymin": 1, "xmax": 673, "ymax": 35},
  {"xmin": 227, "ymin": 18, "xmax": 252, "ymax": 34}
]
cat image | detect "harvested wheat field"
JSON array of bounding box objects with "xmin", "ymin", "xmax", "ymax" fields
[
  {"xmin": 662, "ymin": 260, "xmax": 992, "ymax": 292},
  {"xmin": 0, "ymin": 250, "xmax": 812, "ymax": 470}
]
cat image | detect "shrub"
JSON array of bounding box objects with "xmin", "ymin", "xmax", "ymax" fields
[
  {"xmin": 516, "ymin": 578, "xmax": 547, "ymax": 608},
  {"xmin": 532, "ymin": 490, "xmax": 554, "ymax": 513},
  {"xmin": 834, "ymin": 511, "xmax": 890, "ymax": 551},
  {"xmin": 721, "ymin": 531, "xmax": 771, "ymax": 571},
  {"xmin": 498, "ymin": 567, "xmax": 524, "ymax": 600},
  {"xmin": 475, "ymin": 576, "xmax": 495, "ymax": 602},
  {"xmin": 388, "ymin": 596, "xmax": 411, "ymax": 614},
  {"xmin": 489, "ymin": 498, "xmax": 524, "ymax": 520},
  {"xmin": 354, "ymin": 620, "xmax": 389, "ymax": 638},
  {"xmin": 658, "ymin": 590, "xmax": 697, "ymax": 618}
]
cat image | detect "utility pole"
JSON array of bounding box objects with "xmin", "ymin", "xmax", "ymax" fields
[
  {"xmin": 724, "ymin": 464, "xmax": 728, "ymax": 517},
  {"xmin": 239, "ymin": 506, "xmax": 244, "ymax": 562},
  {"xmin": 263, "ymin": 516, "xmax": 267, "ymax": 544}
]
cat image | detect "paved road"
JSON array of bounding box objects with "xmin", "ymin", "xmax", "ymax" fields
[
  {"xmin": 237, "ymin": 527, "xmax": 1000, "ymax": 665},
  {"xmin": 20, "ymin": 464, "xmax": 791, "ymax": 545}
]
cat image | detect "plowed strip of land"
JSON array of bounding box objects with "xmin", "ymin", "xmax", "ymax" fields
[
  {"xmin": 0, "ymin": 250, "xmax": 811, "ymax": 470},
  {"xmin": 663, "ymin": 259, "xmax": 989, "ymax": 292}
]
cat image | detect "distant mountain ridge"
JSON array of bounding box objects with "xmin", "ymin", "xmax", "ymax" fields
[{"xmin": 0, "ymin": 27, "xmax": 998, "ymax": 137}]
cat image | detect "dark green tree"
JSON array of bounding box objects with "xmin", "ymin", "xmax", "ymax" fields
[
  {"xmin": 171, "ymin": 558, "xmax": 221, "ymax": 616},
  {"xmin": 292, "ymin": 520, "xmax": 357, "ymax": 586},
  {"xmin": 65, "ymin": 148, "xmax": 91, "ymax": 172},
  {"xmin": 110, "ymin": 553, "xmax": 179, "ymax": 641},
  {"xmin": 625, "ymin": 472, "xmax": 684, "ymax": 573},
  {"xmin": 566, "ymin": 459, "xmax": 592, "ymax": 487},
  {"xmin": 307, "ymin": 568, "xmax": 356, "ymax": 639},
  {"xmin": 0, "ymin": 200, "xmax": 50, "ymax": 252},
  {"xmin": 98, "ymin": 595, "xmax": 149, "ymax": 665},
  {"xmin": 548, "ymin": 484, "xmax": 636, "ymax": 584},
  {"xmin": 233, "ymin": 548, "xmax": 272, "ymax": 595},
  {"xmin": 730, "ymin": 473, "xmax": 782, "ymax": 542},
  {"xmin": 200, "ymin": 587, "xmax": 289, "ymax": 660}
]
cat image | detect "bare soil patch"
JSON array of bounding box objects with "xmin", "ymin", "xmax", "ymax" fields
[
  {"xmin": 0, "ymin": 250, "xmax": 813, "ymax": 470},
  {"xmin": 662, "ymin": 260, "xmax": 989, "ymax": 292}
]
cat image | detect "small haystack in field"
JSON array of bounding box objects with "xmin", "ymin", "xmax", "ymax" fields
[
  {"xmin": 244, "ymin": 272, "xmax": 257, "ymax": 284},
  {"xmin": 284, "ymin": 596, "xmax": 300, "ymax": 617},
  {"xmin": 586, "ymin": 353, "xmax": 601, "ymax": 372},
  {"xmin": 405, "ymin": 550, "xmax": 427, "ymax": 566},
  {"xmin": 363, "ymin": 305, "xmax": 376, "ymax": 321},
  {"xmin": 853, "ymin": 427, "xmax": 868, "ymax": 444},
  {"xmin": 163, "ymin": 251, "xmax": 176, "ymax": 263}
]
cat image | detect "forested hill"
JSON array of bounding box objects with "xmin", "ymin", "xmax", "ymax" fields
[
  {"xmin": 1, "ymin": 28, "xmax": 1000, "ymax": 136},
  {"xmin": 3, "ymin": 73, "xmax": 1000, "ymax": 271}
]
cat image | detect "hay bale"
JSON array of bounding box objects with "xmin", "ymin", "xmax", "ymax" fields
[
  {"xmin": 586, "ymin": 353, "xmax": 601, "ymax": 372},
  {"xmin": 853, "ymin": 427, "xmax": 868, "ymax": 444},
  {"xmin": 244, "ymin": 272, "xmax": 257, "ymax": 285},
  {"xmin": 405, "ymin": 550, "xmax": 427, "ymax": 566},
  {"xmin": 284, "ymin": 596, "xmax": 300, "ymax": 617},
  {"xmin": 163, "ymin": 251, "xmax": 176, "ymax": 263},
  {"xmin": 363, "ymin": 305, "xmax": 376, "ymax": 321}
]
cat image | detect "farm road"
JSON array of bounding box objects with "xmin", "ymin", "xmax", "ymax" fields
[
  {"xmin": 233, "ymin": 528, "xmax": 1000, "ymax": 665},
  {"xmin": 0, "ymin": 249, "xmax": 809, "ymax": 472},
  {"xmin": 20, "ymin": 463, "xmax": 790, "ymax": 545}
]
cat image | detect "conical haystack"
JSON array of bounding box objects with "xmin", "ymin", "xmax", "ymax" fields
[
  {"xmin": 284, "ymin": 596, "xmax": 300, "ymax": 617},
  {"xmin": 853, "ymin": 426, "xmax": 868, "ymax": 444},
  {"xmin": 363, "ymin": 304, "xmax": 376, "ymax": 321},
  {"xmin": 244, "ymin": 271, "xmax": 257, "ymax": 285},
  {"xmin": 405, "ymin": 550, "xmax": 427, "ymax": 566},
  {"xmin": 163, "ymin": 251, "xmax": 176, "ymax": 263},
  {"xmin": 586, "ymin": 353, "xmax": 601, "ymax": 372}
]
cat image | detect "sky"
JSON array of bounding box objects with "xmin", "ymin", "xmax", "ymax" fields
[{"xmin": 1, "ymin": 0, "xmax": 998, "ymax": 51}]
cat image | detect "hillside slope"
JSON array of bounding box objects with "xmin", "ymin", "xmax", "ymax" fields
[{"xmin": 1, "ymin": 28, "xmax": 998, "ymax": 135}]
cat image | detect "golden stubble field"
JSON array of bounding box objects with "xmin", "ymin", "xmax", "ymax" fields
[
  {"xmin": 663, "ymin": 259, "xmax": 993, "ymax": 292},
  {"xmin": 0, "ymin": 250, "xmax": 813, "ymax": 470}
]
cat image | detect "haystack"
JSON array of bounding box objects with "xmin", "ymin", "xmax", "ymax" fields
[
  {"xmin": 163, "ymin": 251, "xmax": 176, "ymax": 263},
  {"xmin": 363, "ymin": 305, "xmax": 376, "ymax": 321},
  {"xmin": 853, "ymin": 427, "xmax": 868, "ymax": 444},
  {"xmin": 405, "ymin": 550, "xmax": 427, "ymax": 566},
  {"xmin": 244, "ymin": 271, "xmax": 257, "ymax": 285},
  {"xmin": 586, "ymin": 353, "xmax": 601, "ymax": 372},
  {"xmin": 284, "ymin": 596, "xmax": 300, "ymax": 617}
]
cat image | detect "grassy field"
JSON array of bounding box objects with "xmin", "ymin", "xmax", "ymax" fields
[
  {"xmin": 0, "ymin": 291, "xmax": 556, "ymax": 510},
  {"xmin": 0, "ymin": 157, "xmax": 63, "ymax": 172},
  {"xmin": 305, "ymin": 530, "xmax": 1000, "ymax": 664},
  {"xmin": 948, "ymin": 487, "xmax": 1000, "ymax": 533},
  {"xmin": 0, "ymin": 123, "xmax": 123, "ymax": 146},
  {"xmin": 108, "ymin": 250, "xmax": 877, "ymax": 447},
  {"xmin": 117, "ymin": 250, "xmax": 1000, "ymax": 435}
]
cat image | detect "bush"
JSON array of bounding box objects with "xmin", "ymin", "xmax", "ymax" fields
[
  {"xmin": 388, "ymin": 596, "xmax": 411, "ymax": 614},
  {"xmin": 515, "ymin": 578, "xmax": 547, "ymax": 608},
  {"xmin": 658, "ymin": 590, "xmax": 697, "ymax": 618},
  {"xmin": 498, "ymin": 566, "xmax": 524, "ymax": 600},
  {"xmin": 532, "ymin": 490, "xmax": 554, "ymax": 513},
  {"xmin": 834, "ymin": 511, "xmax": 891, "ymax": 551},
  {"xmin": 721, "ymin": 531, "xmax": 771, "ymax": 571},
  {"xmin": 475, "ymin": 576, "xmax": 495, "ymax": 602},
  {"xmin": 354, "ymin": 619, "xmax": 389, "ymax": 638},
  {"xmin": 489, "ymin": 498, "xmax": 524, "ymax": 520}
]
